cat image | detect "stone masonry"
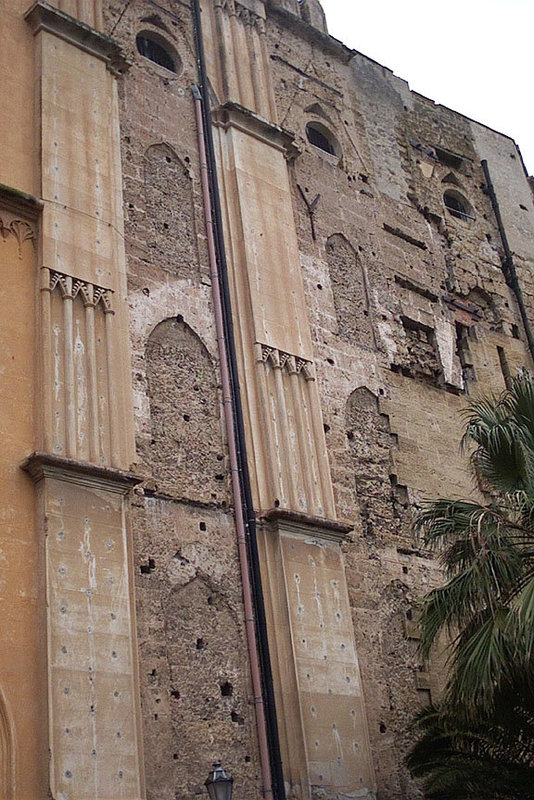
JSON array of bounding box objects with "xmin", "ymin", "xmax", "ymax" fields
[{"xmin": 0, "ymin": 1, "xmax": 533, "ymax": 799}]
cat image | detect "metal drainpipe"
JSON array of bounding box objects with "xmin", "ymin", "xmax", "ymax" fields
[
  {"xmin": 190, "ymin": 4, "xmax": 286, "ymax": 797},
  {"xmin": 192, "ymin": 86, "xmax": 273, "ymax": 797},
  {"xmin": 481, "ymin": 159, "xmax": 534, "ymax": 361}
]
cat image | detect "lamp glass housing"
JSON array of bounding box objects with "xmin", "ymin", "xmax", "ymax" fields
[{"xmin": 205, "ymin": 762, "xmax": 234, "ymax": 800}]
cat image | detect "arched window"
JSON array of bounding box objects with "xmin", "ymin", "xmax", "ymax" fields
[
  {"xmin": 443, "ymin": 189, "xmax": 474, "ymax": 222},
  {"xmin": 306, "ymin": 122, "xmax": 340, "ymax": 157},
  {"xmin": 136, "ymin": 31, "xmax": 179, "ymax": 73}
]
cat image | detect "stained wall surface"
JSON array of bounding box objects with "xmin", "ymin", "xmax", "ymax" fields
[
  {"xmin": 0, "ymin": 4, "xmax": 47, "ymax": 798},
  {"xmin": 1, "ymin": 1, "xmax": 534, "ymax": 799}
]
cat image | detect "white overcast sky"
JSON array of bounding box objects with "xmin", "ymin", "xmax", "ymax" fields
[{"xmin": 319, "ymin": 0, "xmax": 534, "ymax": 176}]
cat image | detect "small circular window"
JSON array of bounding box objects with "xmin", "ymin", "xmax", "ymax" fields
[
  {"xmin": 306, "ymin": 122, "xmax": 340, "ymax": 157},
  {"xmin": 136, "ymin": 31, "xmax": 180, "ymax": 74},
  {"xmin": 443, "ymin": 190, "xmax": 474, "ymax": 222}
]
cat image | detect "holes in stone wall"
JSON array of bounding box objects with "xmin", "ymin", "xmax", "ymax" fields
[
  {"xmin": 143, "ymin": 144, "xmax": 198, "ymax": 279},
  {"xmin": 145, "ymin": 318, "xmax": 225, "ymax": 503},
  {"xmin": 140, "ymin": 557, "xmax": 156, "ymax": 575},
  {"xmin": 434, "ymin": 146, "xmax": 465, "ymax": 171}
]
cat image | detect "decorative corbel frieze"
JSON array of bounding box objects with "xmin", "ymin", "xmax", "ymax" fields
[
  {"xmin": 217, "ymin": 0, "xmax": 267, "ymax": 31},
  {"xmin": 45, "ymin": 269, "xmax": 114, "ymax": 313},
  {"xmin": 256, "ymin": 342, "xmax": 315, "ymax": 380}
]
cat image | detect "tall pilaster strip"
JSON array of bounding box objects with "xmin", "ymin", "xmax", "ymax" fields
[
  {"xmin": 25, "ymin": 4, "xmax": 144, "ymax": 797},
  {"xmin": 204, "ymin": 4, "xmax": 375, "ymax": 795}
]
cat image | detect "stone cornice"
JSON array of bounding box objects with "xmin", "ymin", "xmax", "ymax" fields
[
  {"xmin": 24, "ymin": 1, "xmax": 130, "ymax": 75},
  {"xmin": 211, "ymin": 101, "xmax": 300, "ymax": 159},
  {"xmin": 0, "ymin": 183, "xmax": 43, "ymax": 220},
  {"xmin": 266, "ymin": 0, "xmax": 353, "ymax": 62},
  {"xmin": 259, "ymin": 507, "xmax": 353, "ymax": 542},
  {"xmin": 21, "ymin": 452, "xmax": 143, "ymax": 494}
]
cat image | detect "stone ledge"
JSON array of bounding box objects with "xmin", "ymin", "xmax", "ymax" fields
[
  {"xmin": 0, "ymin": 183, "xmax": 43, "ymax": 219},
  {"xmin": 259, "ymin": 507, "xmax": 353, "ymax": 542},
  {"xmin": 25, "ymin": 1, "xmax": 130, "ymax": 75},
  {"xmin": 212, "ymin": 101, "xmax": 300, "ymax": 158},
  {"xmin": 21, "ymin": 452, "xmax": 143, "ymax": 494}
]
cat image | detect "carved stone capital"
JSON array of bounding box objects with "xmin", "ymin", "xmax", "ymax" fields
[
  {"xmin": 0, "ymin": 215, "xmax": 36, "ymax": 259},
  {"xmin": 44, "ymin": 269, "xmax": 114, "ymax": 312}
]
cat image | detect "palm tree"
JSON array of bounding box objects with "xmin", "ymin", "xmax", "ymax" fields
[
  {"xmin": 405, "ymin": 371, "xmax": 534, "ymax": 796},
  {"xmin": 414, "ymin": 369, "xmax": 534, "ymax": 714},
  {"xmin": 406, "ymin": 676, "xmax": 534, "ymax": 800}
]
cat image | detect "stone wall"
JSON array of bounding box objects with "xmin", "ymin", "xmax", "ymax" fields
[
  {"xmin": 2, "ymin": 0, "xmax": 530, "ymax": 798},
  {"xmin": 110, "ymin": 0, "xmax": 534, "ymax": 796}
]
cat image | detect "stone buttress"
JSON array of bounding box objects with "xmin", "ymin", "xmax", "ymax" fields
[
  {"xmin": 202, "ymin": 1, "xmax": 376, "ymax": 797},
  {"xmin": 22, "ymin": 2, "xmax": 145, "ymax": 798}
]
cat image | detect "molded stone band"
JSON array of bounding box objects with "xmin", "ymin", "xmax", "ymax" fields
[{"xmin": 25, "ymin": 1, "xmax": 129, "ymax": 75}]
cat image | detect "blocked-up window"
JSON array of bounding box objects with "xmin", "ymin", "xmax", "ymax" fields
[{"xmin": 393, "ymin": 317, "xmax": 443, "ymax": 385}]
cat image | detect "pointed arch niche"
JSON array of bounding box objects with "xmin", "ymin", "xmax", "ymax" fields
[
  {"xmin": 326, "ymin": 234, "xmax": 373, "ymax": 347},
  {"xmin": 145, "ymin": 317, "xmax": 226, "ymax": 503},
  {"xmin": 143, "ymin": 143, "xmax": 200, "ymax": 279}
]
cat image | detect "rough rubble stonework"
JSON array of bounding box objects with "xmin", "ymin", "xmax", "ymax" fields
[{"xmin": 0, "ymin": 1, "xmax": 533, "ymax": 799}]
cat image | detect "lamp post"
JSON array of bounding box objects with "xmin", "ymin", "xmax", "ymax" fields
[{"xmin": 205, "ymin": 763, "xmax": 234, "ymax": 800}]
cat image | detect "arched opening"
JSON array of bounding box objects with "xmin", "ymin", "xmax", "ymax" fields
[
  {"xmin": 143, "ymin": 143, "xmax": 198, "ymax": 278},
  {"xmin": 443, "ymin": 189, "xmax": 474, "ymax": 222},
  {"xmin": 136, "ymin": 31, "xmax": 180, "ymax": 73},
  {"xmin": 306, "ymin": 122, "xmax": 340, "ymax": 157}
]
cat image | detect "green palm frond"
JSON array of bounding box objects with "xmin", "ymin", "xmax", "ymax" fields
[
  {"xmin": 413, "ymin": 372, "xmax": 534, "ymax": 706},
  {"xmin": 409, "ymin": 371, "xmax": 534, "ymax": 796},
  {"xmin": 406, "ymin": 690, "xmax": 534, "ymax": 800}
]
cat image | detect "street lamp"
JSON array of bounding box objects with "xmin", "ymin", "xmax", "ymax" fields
[{"xmin": 205, "ymin": 762, "xmax": 234, "ymax": 800}]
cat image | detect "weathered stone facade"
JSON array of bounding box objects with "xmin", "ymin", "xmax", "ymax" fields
[{"xmin": 1, "ymin": 1, "xmax": 533, "ymax": 799}]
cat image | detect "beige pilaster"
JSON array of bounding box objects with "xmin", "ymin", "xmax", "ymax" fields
[
  {"xmin": 204, "ymin": 3, "xmax": 376, "ymax": 796},
  {"xmin": 22, "ymin": 455, "xmax": 145, "ymax": 800},
  {"xmin": 24, "ymin": 4, "xmax": 144, "ymax": 797}
]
